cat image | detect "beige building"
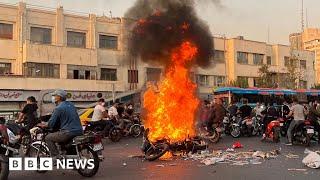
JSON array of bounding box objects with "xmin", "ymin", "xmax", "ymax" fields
[
  {"xmin": 290, "ymin": 28, "xmax": 320, "ymax": 83},
  {"xmin": 196, "ymin": 36, "xmax": 315, "ymax": 95},
  {"xmin": 0, "ymin": 2, "xmax": 316, "ymax": 108}
]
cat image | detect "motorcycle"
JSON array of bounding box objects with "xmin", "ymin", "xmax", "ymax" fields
[
  {"xmin": 279, "ymin": 117, "xmax": 292, "ymax": 137},
  {"xmin": 0, "ymin": 118, "xmax": 34, "ymax": 180},
  {"xmin": 27, "ymin": 127, "xmax": 101, "ymax": 177},
  {"xmin": 83, "ymin": 119, "xmax": 122, "ymax": 142},
  {"xmin": 261, "ymin": 117, "xmax": 281, "ymax": 143},
  {"xmin": 121, "ymin": 114, "xmax": 144, "ymax": 138},
  {"xmin": 223, "ymin": 113, "xmax": 235, "ymax": 135},
  {"xmin": 251, "ymin": 115, "xmax": 263, "ymax": 136},
  {"xmin": 230, "ymin": 115, "xmax": 254, "ymax": 138},
  {"xmin": 142, "ymin": 129, "xmax": 207, "ymax": 161},
  {"xmin": 291, "ymin": 119, "xmax": 314, "ymax": 146}
]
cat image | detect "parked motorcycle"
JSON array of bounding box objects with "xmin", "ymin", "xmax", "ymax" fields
[
  {"xmin": 142, "ymin": 129, "xmax": 207, "ymax": 161},
  {"xmin": 252, "ymin": 115, "xmax": 263, "ymax": 136},
  {"xmin": 279, "ymin": 117, "xmax": 292, "ymax": 137},
  {"xmin": 230, "ymin": 115, "xmax": 254, "ymax": 138},
  {"xmin": 27, "ymin": 127, "xmax": 101, "ymax": 177},
  {"xmin": 261, "ymin": 118, "xmax": 281, "ymax": 143},
  {"xmin": 223, "ymin": 113, "xmax": 235, "ymax": 135}
]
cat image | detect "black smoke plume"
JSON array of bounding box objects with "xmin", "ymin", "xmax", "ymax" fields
[{"xmin": 125, "ymin": 0, "xmax": 214, "ymax": 68}]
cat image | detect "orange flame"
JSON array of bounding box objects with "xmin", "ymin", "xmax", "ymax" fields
[{"xmin": 143, "ymin": 41, "xmax": 199, "ymax": 143}]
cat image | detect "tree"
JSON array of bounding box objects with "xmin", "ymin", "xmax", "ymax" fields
[
  {"xmin": 281, "ymin": 56, "xmax": 302, "ymax": 89},
  {"xmin": 256, "ymin": 64, "xmax": 273, "ymax": 88},
  {"xmin": 226, "ymin": 78, "xmax": 249, "ymax": 88}
]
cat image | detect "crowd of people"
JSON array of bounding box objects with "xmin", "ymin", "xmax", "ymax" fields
[{"xmin": 199, "ymin": 97, "xmax": 320, "ymax": 145}]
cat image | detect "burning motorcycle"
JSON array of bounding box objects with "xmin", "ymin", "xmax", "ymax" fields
[
  {"xmin": 141, "ymin": 129, "xmax": 207, "ymax": 161},
  {"xmin": 27, "ymin": 127, "xmax": 101, "ymax": 177}
]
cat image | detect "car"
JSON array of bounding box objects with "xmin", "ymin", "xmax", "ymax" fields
[{"xmin": 78, "ymin": 108, "xmax": 94, "ymax": 125}]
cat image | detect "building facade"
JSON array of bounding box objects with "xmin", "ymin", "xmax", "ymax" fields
[
  {"xmin": 290, "ymin": 28, "xmax": 320, "ymax": 83},
  {"xmin": 0, "ymin": 2, "xmax": 316, "ymax": 109}
]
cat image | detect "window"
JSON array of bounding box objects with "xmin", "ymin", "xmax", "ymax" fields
[
  {"xmin": 197, "ymin": 75, "xmax": 210, "ymax": 86},
  {"xmin": 253, "ymin": 54, "xmax": 264, "ymax": 65},
  {"xmin": 237, "ymin": 52, "xmax": 248, "ymax": 64},
  {"xmin": 128, "ymin": 70, "xmax": 138, "ymax": 83},
  {"xmin": 0, "ymin": 23, "xmax": 13, "ymax": 39},
  {"xmin": 253, "ymin": 77, "xmax": 261, "ymax": 87},
  {"xmin": 30, "ymin": 27, "xmax": 52, "ymax": 44},
  {"xmin": 284, "ymin": 56, "xmax": 290, "ymax": 66},
  {"xmin": 101, "ymin": 68, "xmax": 117, "ymax": 81},
  {"xmin": 213, "ymin": 76, "xmax": 225, "ymax": 87},
  {"xmin": 67, "ymin": 31, "xmax": 86, "ymax": 48},
  {"xmin": 267, "ymin": 56, "xmax": 272, "ymax": 65},
  {"xmin": 237, "ymin": 76, "xmax": 249, "ymax": 88},
  {"xmin": 299, "ymin": 80, "xmax": 307, "ymax": 89},
  {"xmin": 24, "ymin": 63, "xmax": 59, "ymax": 78},
  {"xmin": 0, "ymin": 63, "xmax": 11, "ymax": 74},
  {"xmin": 67, "ymin": 65, "xmax": 96, "ymax": 80},
  {"xmin": 99, "ymin": 35, "xmax": 118, "ymax": 50},
  {"xmin": 213, "ymin": 50, "xmax": 225, "ymax": 62},
  {"xmin": 146, "ymin": 68, "xmax": 162, "ymax": 82},
  {"xmin": 300, "ymin": 60, "xmax": 307, "ymax": 69}
]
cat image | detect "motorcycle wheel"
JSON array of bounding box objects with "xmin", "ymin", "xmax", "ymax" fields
[
  {"xmin": 208, "ymin": 130, "xmax": 220, "ymax": 143},
  {"xmin": 251, "ymin": 126, "xmax": 259, "ymax": 136},
  {"xmin": 109, "ymin": 127, "xmax": 122, "ymax": 142},
  {"xmin": 27, "ymin": 143, "xmax": 50, "ymax": 173},
  {"xmin": 273, "ymin": 128, "xmax": 280, "ymax": 143},
  {"xmin": 77, "ymin": 146, "xmax": 100, "ymax": 177},
  {"xmin": 280, "ymin": 128, "xmax": 287, "ymax": 137},
  {"xmin": 145, "ymin": 143, "xmax": 169, "ymax": 161},
  {"xmin": 231, "ymin": 126, "xmax": 241, "ymax": 138},
  {"xmin": 130, "ymin": 124, "xmax": 142, "ymax": 138},
  {"xmin": 303, "ymin": 131, "xmax": 311, "ymax": 147},
  {"xmin": 0, "ymin": 154, "xmax": 9, "ymax": 180}
]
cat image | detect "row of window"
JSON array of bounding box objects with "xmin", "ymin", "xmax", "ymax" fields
[
  {"xmin": 0, "ymin": 23, "xmax": 118, "ymax": 50},
  {"xmin": 237, "ymin": 52, "xmax": 272, "ymax": 65},
  {"xmin": 284, "ymin": 57, "xmax": 307, "ymax": 69},
  {"xmin": 196, "ymin": 75, "xmax": 226, "ymax": 87}
]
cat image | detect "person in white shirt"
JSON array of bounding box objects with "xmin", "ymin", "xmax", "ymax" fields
[{"xmin": 92, "ymin": 99, "xmax": 107, "ymax": 122}]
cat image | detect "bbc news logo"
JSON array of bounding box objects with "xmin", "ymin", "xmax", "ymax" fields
[{"xmin": 9, "ymin": 158, "xmax": 95, "ymax": 171}]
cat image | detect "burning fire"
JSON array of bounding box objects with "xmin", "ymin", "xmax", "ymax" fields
[{"xmin": 144, "ymin": 41, "xmax": 199, "ymax": 143}]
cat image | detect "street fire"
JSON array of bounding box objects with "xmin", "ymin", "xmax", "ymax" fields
[
  {"xmin": 144, "ymin": 41, "xmax": 199, "ymax": 143},
  {"xmin": 126, "ymin": 0, "xmax": 213, "ymax": 144}
]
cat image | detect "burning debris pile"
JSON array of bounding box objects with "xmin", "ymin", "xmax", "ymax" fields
[{"xmin": 126, "ymin": 0, "xmax": 213, "ymax": 143}]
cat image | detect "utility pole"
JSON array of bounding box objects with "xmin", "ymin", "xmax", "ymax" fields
[{"xmin": 301, "ymin": 0, "xmax": 304, "ymax": 32}]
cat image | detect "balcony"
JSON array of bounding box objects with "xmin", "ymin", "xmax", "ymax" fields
[
  {"xmin": 23, "ymin": 41, "xmax": 98, "ymax": 66},
  {"xmin": 0, "ymin": 76, "xmax": 125, "ymax": 92}
]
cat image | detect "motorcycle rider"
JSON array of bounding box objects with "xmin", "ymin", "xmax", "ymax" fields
[
  {"xmin": 38, "ymin": 89, "xmax": 83, "ymax": 158},
  {"xmin": 16, "ymin": 96, "xmax": 38, "ymax": 131},
  {"xmin": 286, "ymin": 98, "xmax": 307, "ymax": 146},
  {"xmin": 207, "ymin": 98, "xmax": 226, "ymax": 134},
  {"xmin": 261, "ymin": 102, "xmax": 279, "ymax": 139},
  {"xmin": 238, "ymin": 99, "xmax": 252, "ymax": 119},
  {"xmin": 228, "ymin": 100, "xmax": 238, "ymax": 117},
  {"xmin": 308, "ymin": 100, "xmax": 320, "ymax": 144},
  {"xmin": 91, "ymin": 98, "xmax": 108, "ymax": 126},
  {"xmin": 282, "ymin": 100, "xmax": 290, "ymax": 118}
]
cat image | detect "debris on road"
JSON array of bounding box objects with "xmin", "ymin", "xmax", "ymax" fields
[
  {"xmin": 302, "ymin": 149, "xmax": 320, "ymax": 169},
  {"xmin": 123, "ymin": 162, "xmax": 127, "ymax": 166},
  {"xmin": 285, "ymin": 153, "xmax": 299, "ymax": 159},
  {"xmin": 232, "ymin": 141, "xmax": 243, "ymax": 149},
  {"xmin": 188, "ymin": 148, "xmax": 279, "ymax": 166},
  {"xmin": 288, "ymin": 168, "xmax": 307, "ymax": 172},
  {"xmin": 156, "ymin": 164, "xmax": 165, "ymax": 167}
]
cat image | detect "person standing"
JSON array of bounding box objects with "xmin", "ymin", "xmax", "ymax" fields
[
  {"xmin": 207, "ymin": 98, "xmax": 226, "ymax": 133},
  {"xmin": 286, "ymin": 98, "xmax": 307, "ymax": 145}
]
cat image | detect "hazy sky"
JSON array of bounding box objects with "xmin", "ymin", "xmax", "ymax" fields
[{"xmin": 1, "ymin": 0, "xmax": 319, "ymax": 45}]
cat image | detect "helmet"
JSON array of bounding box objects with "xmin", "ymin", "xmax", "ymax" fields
[{"xmin": 51, "ymin": 89, "xmax": 67, "ymax": 99}]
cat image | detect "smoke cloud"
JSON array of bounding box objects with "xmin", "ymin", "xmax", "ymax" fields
[{"xmin": 125, "ymin": 0, "xmax": 214, "ymax": 68}]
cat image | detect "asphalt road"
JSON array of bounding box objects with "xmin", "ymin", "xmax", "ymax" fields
[{"xmin": 10, "ymin": 135, "xmax": 320, "ymax": 180}]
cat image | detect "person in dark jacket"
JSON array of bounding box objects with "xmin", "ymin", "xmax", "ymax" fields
[
  {"xmin": 38, "ymin": 89, "xmax": 83, "ymax": 157},
  {"xmin": 308, "ymin": 100, "xmax": 320, "ymax": 143},
  {"xmin": 207, "ymin": 98, "xmax": 226, "ymax": 133},
  {"xmin": 261, "ymin": 102, "xmax": 279, "ymax": 137},
  {"xmin": 16, "ymin": 96, "xmax": 38, "ymax": 130}
]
